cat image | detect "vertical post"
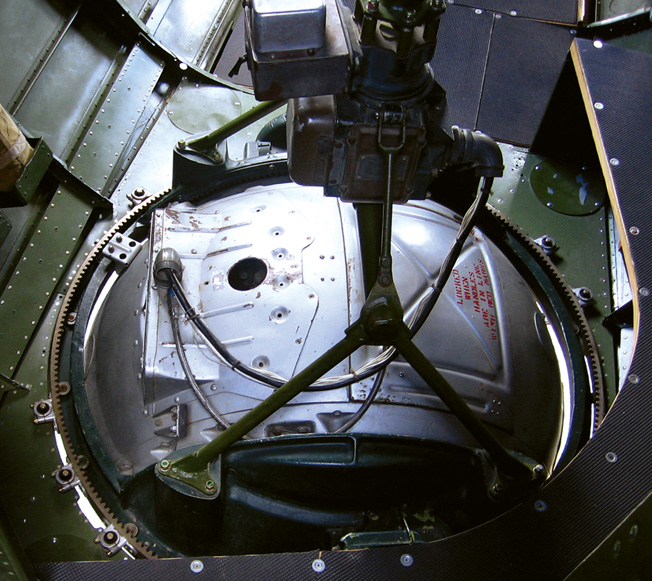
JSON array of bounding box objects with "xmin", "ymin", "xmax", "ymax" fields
[{"xmin": 355, "ymin": 203, "xmax": 384, "ymax": 297}]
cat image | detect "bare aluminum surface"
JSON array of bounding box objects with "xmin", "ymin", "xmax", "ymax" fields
[
  {"xmin": 85, "ymin": 182, "xmax": 567, "ymax": 474},
  {"xmin": 245, "ymin": 0, "xmax": 351, "ymax": 99},
  {"xmin": 252, "ymin": 0, "xmax": 326, "ymax": 54},
  {"xmin": 609, "ymin": 209, "xmax": 634, "ymax": 387}
]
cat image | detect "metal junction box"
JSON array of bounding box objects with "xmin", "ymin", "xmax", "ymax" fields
[{"xmin": 245, "ymin": 0, "xmax": 353, "ymax": 100}]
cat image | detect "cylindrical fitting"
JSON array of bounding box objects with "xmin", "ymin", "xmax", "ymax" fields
[
  {"xmin": 154, "ymin": 248, "xmax": 183, "ymax": 287},
  {"xmin": 448, "ymin": 127, "xmax": 504, "ymax": 178}
]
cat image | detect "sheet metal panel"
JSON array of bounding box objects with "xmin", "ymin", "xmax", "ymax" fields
[
  {"xmin": 0, "ymin": 185, "xmax": 96, "ymax": 375},
  {"xmin": 450, "ymin": 0, "xmax": 579, "ymax": 24},
  {"xmin": 12, "ymin": 13, "xmax": 121, "ymax": 159},
  {"xmin": 476, "ymin": 15, "xmax": 575, "ymax": 145},
  {"xmin": 432, "ymin": 5, "xmax": 494, "ymax": 130},
  {"xmin": 66, "ymin": 44, "xmax": 164, "ymax": 195},
  {"xmin": 151, "ymin": 0, "xmax": 237, "ymax": 67},
  {"xmin": 0, "ymin": 0, "xmax": 72, "ymax": 108}
]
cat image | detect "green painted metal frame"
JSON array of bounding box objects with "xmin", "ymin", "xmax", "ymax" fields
[{"xmin": 490, "ymin": 147, "xmax": 616, "ymax": 403}]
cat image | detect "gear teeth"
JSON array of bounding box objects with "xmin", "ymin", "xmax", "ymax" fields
[
  {"xmin": 48, "ymin": 165, "xmax": 289, "ymax": 559},
  {"xmin": 48, "ymin": 182, "xmax": 604, "ymax": 560},
  {"xmin": 487, "ymin": 207, "xmax": 605, "ymax": 429},
  {"xmin": 49, "ymin": 188, "xmax": 172, "ymax": 559}
]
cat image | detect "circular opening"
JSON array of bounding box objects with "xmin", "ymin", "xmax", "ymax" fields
[
  {"xmin": 270, "ymin": 306, "xmax": 289, "ymax": 323},
  {"xmin": 252, "ymin": 355, "xmax": 270, "ymax": 369},
  {"xmin": 228, "ymin": 257, "xmax": 267, "ymax": 291}
]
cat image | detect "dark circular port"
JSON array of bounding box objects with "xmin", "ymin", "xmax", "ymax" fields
[
  {"xmin": 59, "ymin": 468, "xmax": 73, "ymax": 482},
  {"xmin": 228, "ymin": 258, "xmax": 268, "ymax": 291}
]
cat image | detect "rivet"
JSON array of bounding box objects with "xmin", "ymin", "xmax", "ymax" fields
[
  {"xmin": 610, "ymin": 158, "xmax": 620, "ymax": 166},
  {"xmin": 629, "ymin": 226, "xmax": 640, "ymax": 235},
  {"xmin": 628, "ymin": 374, "xmax": 640, "ymax": 385},
  {"xmin": 593, "ymin": 40, "xmax": 604, "ymax": 48},
  {"xmin": 190, "ymin": 560, "xmax": 204, "ymax": 573},
  {"xmin": 605, "ymin": 451, "xmax": 618, "ymax": 463},
  {"xmin": 534, "ymin": 500, "xmax": 547, "ymax": 512},
  {"xmin": 312, "ymin": 559, "xmax": 326, "ymax": 573},
  {"xmin": 401, "ymin": 554, "xmax": 414, "ymax": 567},
  {"xmin": 630, "ymin": 524, "xmax": 639, "ymax": 539},
  {"xmin": 639, "ymin": 287, "xmax": 650, "ymax": 297},
  {"xmin": 594, "ymin": 102, "xmax": 604, "ymax": 110}
]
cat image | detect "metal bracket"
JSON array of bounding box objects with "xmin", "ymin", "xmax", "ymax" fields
[
  {"xmin": 534, "ymin": 235, "xmax": 559, "ymax": 256},
  {"xmin": 153, "ymin": 404, "xmax": 188, "ymax": 439},
  {"xmin": 52, "ymin": 464, "xmax": 80, "ymax": 493},
  {"xmin": 32, "ymin": 399, "xmax": 55, "ymax": 424},
  {"xmin": 573, "ymin": 286, "xmax": 596, "ymax": 307},
  {"xmin": 95, "ymin": 525, "xmax": 128, "ymax": 557},
  {"xmin": 102, "ymin": 233, "xmax": 144, "ymax": 271}
]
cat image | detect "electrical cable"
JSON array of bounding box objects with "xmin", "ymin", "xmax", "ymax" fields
[
  {"xmin": 167, "ymin": 288, "xmax": 250, "ymax": 437},
  {"xmin": 162, "ymin": 177, "xmax": 493, "ymax": 391},
  {"xmin": 334, "ymin": 367, "xmax": 386, "ymax": 433}
]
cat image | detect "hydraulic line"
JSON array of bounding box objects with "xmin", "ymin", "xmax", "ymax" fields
[
  {"xmin": 167, "ymin": 289, "xmax": 243, "ymax": 434},
  {"xmin": 167, "ymin": 270, "xmax": 285, "ymax": 388},
  {"xmin": 161, "ymin": 177, "xmax": 493, "ymax": 391},
  {"xmin": 334, "ymin": 368, "xmax": 385, "ymax": 433},
  {"xmin": 168, "ymin": 269, "xmax": 384, "ymax": 434},
  {"xmin": 409, "ymin": 177, "xmax": 493, "ymax": 332}
]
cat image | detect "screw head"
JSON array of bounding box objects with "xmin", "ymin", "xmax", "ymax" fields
[
  {"xmin": 56, "ymin": 382, "xmax": 71, "ymax": 395},
  {"xmin": 160, "ymin": 460, "xmax": 170, "ymax": 471},
  {"xmin": 124, "ymin": 523, "xmax": 139, "ymax": 537},
  {"xmin": 59, "ymin": 468, "xmax": 73, "ymax": 482},
  {"xmin": 312, "ymin": 558, "xmax": 326, "ymax": 573},
  {"xmin": 205, "ymin": 480, "xmax": 215, "ymax": 491},
  {"xmin": 401, "ymin": 554, "xmax": 414, "ymax": 567},
  {"xmin": 102, "ymin": 530, "xmax": 119, "ymax": 546},
  {"xmin": 190, "ymin": 560, "xmax": 204, "ymax": 573},
  {"xmin": 534, "ymin": 500, "xmax": 547, "ymax": 512}
]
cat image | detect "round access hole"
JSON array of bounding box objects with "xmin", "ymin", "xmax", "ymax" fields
[{"xmin": 228, "ymin": 257, "xmax": 268, "ymax": 291}]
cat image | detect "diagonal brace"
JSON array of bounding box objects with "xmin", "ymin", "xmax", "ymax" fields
[{"xmin": 157, "ymin": 323, "xmax": 367, "ymax": 496}]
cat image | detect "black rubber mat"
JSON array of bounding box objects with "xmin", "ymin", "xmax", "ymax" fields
[
  {"xmin": 450, "ymin": 0, "xmax": 579, "ymax": 24},
  {"xmin": 432, "ymin": 5, "xmax": 494, "ymax": 129},
  {"xmin": 476, "ymin": 15, "xmax": 575, "ymax": 145},
  {"xmin": 216, "ymin": 5, "xmax": 575, "ymax": 148}
]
